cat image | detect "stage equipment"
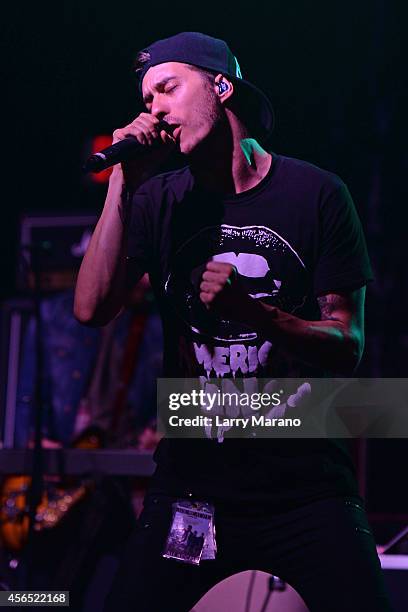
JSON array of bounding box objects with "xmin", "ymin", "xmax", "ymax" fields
[{"xmin": 18, "ymin": 213, "xmax": 97, "ymax": 291}]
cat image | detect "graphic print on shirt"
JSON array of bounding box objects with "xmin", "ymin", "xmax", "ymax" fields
[{"xmin": 165, "ymin": 224, "xmax": 308, "ymax": 378}]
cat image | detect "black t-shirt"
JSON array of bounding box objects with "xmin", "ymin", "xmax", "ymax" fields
[{"xmin": 128, "ymin": 152, "xmax": 373, "ymax": 507}]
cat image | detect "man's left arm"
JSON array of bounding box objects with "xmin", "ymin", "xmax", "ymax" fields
[
  {"xmin": 199, "ymin": 261, "xmax": 366, "ymax": 376},
  {"xmin": 255, "ymin": 287, "xmax": 366, "ymax": 375}
]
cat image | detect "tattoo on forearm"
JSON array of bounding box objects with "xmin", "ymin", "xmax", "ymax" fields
[{"xmin": 317, "ymin": 294, "xmax": 344, "ymax": 321}]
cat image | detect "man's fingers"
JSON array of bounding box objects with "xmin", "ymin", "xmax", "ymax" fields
[
  {"xmin": 112, "ymin": 113, "xmax": 164, "ymax": 146},
  {"xmin": 200, "ymin": 280, "xmax": 224, "ymax": 293},
  {"xmin": 200, "ymin": 291, "xmax": 211, "ymax": 304},
  {"xmin": 160, "ymin": 129, "xmax": 175, "ymax": 144},
  {"xmin": 206, "ymin": 260, "xmax": 231, "ymax": 272},
  {"xmin": 206, "ymin": 261, "xmax": 237, "ymax": 279},
  {"xmin": 202, "ymin": 270, "xmax": 229, "ymax": 283}
]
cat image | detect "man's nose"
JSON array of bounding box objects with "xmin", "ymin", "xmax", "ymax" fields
[{"xmin": 151, "ymin": 94, "xmax": 168, "ymax": 120}]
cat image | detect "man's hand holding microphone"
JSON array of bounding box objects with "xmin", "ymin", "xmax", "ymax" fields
[
  {"xmin": 74, "ymin": 113, "xmax": 177, "ymax": 326},
  {"xmin": 84, "ymin": 113, "xmax": 178, "ymax": 193}
]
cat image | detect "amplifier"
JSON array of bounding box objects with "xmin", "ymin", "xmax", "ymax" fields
[{"xmin": 18, "ymin": 213, "xmax": 98, "ymax": 291}]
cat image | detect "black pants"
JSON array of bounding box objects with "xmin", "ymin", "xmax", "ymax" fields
[{"xmin": 104, "ymin": 491, "xmax": 392, "ymax": 612}]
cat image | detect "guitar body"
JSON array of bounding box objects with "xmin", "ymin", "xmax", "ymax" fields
[{"xmin": 0, "ymin": 427, "xmax": 104, "ymax": 553}]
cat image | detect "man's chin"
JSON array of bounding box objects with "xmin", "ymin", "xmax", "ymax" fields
[
  {"xmin": 179, "ymin": 136, "xmax": 194, "ymax": 156},
  {"xmin": 181, "ymin": 135, "xmax": 208, "ymax": 158},
  {"xmin": 180, "ymin": 143, "xmax": 195, "ymax": 157}
]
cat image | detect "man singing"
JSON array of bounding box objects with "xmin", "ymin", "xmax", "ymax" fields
[{"xmin": 74, "ymin": 32, "xmax": 391, "ymax": 611}]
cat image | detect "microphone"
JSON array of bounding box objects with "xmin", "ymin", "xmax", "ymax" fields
[{"xmin": 83, "ymin": 120, "xmax": 171, "ymax": 173}]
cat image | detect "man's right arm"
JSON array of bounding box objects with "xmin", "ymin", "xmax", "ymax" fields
[
  {"xmin": 73, "ymin": 166, "xmax": 139, "ymax": 326},
  {"xmin": 73, "ymin": 113, "xmax": 175, "ymax": 326}
]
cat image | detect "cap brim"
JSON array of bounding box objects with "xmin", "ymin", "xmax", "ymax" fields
[{"xmin": 232, "ymin": 78, "xmax": 275, "ymax": 144}]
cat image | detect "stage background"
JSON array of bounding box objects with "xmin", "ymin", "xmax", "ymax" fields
[{"xmin": 1, "ymin": 0, "xmax": 407, "ymax": 518}]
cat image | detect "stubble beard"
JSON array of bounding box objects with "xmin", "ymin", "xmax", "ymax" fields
[{"xmin": 184, "ymin": 91, "xmax": 226, "ymax": 159}]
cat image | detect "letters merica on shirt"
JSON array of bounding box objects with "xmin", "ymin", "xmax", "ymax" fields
[{"xmin": 127, "ymin": 153, "xmax": 374, "ymax": 504}]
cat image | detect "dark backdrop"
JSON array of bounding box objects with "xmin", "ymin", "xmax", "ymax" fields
[
  {"xmin": 1, "ymin": 0, "xmax": 407, "ymax": 514},
  {"xmin": 2, "ymin": 1, "xmax": 406, "ymax": 308}
]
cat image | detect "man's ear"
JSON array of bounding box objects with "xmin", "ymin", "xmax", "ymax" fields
[{"xmin": 214, "ymin": 73, "xmax": 234, "ymax": 102}]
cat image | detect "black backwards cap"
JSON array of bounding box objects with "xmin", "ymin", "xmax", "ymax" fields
[{"xmin": 135, "ymin": 32, "xmax": 275, "ymax": 143}]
